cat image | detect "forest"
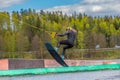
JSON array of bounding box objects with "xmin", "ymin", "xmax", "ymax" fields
[{"xmin": 0, "ymin": 9, "xmax": 120, "ymax": 59}]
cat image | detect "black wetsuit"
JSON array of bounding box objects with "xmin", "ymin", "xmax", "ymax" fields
[{"xmin": 57, "ymin": 30, "xmax": 76, "ymax": 56}]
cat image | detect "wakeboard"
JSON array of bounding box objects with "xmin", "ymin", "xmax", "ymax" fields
[{"xmin": 45, "ymin": 42, "xmax": 68, "ymax": 67}]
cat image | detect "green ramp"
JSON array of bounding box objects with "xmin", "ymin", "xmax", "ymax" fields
[{"xmin": 0, "ymin": 64, "xmax": 120, "ymax": 77}]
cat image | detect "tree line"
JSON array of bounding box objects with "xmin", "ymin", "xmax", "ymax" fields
[{"xmin": 0, "ymin": 9, "xmax": 120, "ymax": 59}]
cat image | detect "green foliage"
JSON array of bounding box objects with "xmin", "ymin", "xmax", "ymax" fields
[
  {"xmin": 3, "ymin": 31, "xmax": 12, "ymax": 52},
  {"xmin": 15, "ymin": 32, "xmax": 30, "ymax": 53},
  {"xmin": 0, "ymin": 9, "xmax": 120, "ymax": 59},
  {"xmin": 77, "ymin": 31, "xmax": 85, "ymax": 49}
]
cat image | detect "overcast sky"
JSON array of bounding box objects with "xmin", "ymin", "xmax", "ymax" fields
[{"xmin": 0, "ymin": 0, "xmax": 120, "ymax": 16}]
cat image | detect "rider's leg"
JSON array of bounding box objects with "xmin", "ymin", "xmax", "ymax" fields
[
  {"xmin": 61, "ymin": 44, "xmax": 73, "ymax": 60},
  {"xmin": 55, "ymin": 40, "xmax": 67, "ymax": 52},
  {"xmin": 54, "ymin": 42, "xmax": 61, "ymax": 52}
]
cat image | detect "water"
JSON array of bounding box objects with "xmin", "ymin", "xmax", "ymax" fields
[{"xmin": 0, "ymin": 70, "xmax": 120, "ymax": 80}]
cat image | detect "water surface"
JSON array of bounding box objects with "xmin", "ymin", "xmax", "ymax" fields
[{"xmin": 0, "ymin": 70, "xmax": 120, "ymax": 80}]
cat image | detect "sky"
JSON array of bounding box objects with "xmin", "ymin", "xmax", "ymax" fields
[{"xmin": 0, "ymin": 0, "xmax": 120, "ymax": 16}]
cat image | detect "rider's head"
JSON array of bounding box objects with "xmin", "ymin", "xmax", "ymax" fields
[
  {"xmin": 66, "ymin": 26, "xmax": 77, "ymax": 33},
  {"xmin": 66, "ymin": 27, "xmax": 72, "ymax": 31}
]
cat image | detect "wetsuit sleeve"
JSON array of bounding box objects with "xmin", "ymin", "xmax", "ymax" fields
[{"xmin": 57, "ymin": 31, "xmax": 69, "ymax": 37}]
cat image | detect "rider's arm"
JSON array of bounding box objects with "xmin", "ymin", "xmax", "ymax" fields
[{"xmin": 56, "ymin": 31, "xmax": 69, "ymax": 37}]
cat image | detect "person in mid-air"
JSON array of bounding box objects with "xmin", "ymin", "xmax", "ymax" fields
[{"xmin": 55, "ymin": 27, "xmax": 77, "ymax": 60}]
